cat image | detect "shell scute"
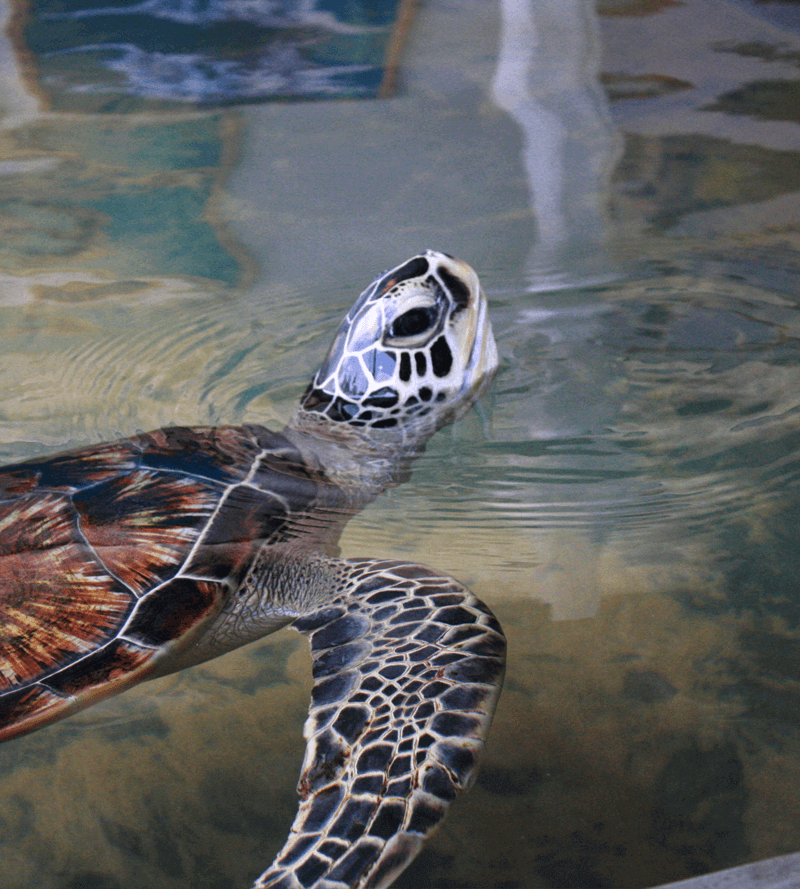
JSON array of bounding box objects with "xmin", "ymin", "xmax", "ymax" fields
[
  {"xmin": 0, "ymin": 491, "xmax": 78, "ymax": 552},
  {"xmin": 123, "ymin": 577, "xmax": 225, "ymax": 648},
  {"xmin": 182, "ymin": 483, "xmax": 293, "ymax": 579},
  {"xmin": 133, "ymin": 425, "xmax": 264, "ymax": 485},
  {"xmin": 0, "ymin": 442, "xmax": 140, "ymax": 497},
  {"xmin": 0, "ymin": 684, "xmax": 65, "ymax": 740},
  {"xmin": 42, "ymin": 637, "xmax": 157, "ymax": 697},
  {"xmin": 250, "ymin": 457, "xmax": 321, "ymax": 513},
  {"xmin": 0, "ymin": 423, "xmax": 331, "ymax": 742},
  {"xmin": 0, "ymin": 493, "xmax": 134, "ymax": 691},
  {"xmin": 0, "ymin": 425, "xmax": 284, "ymax": 741},
  {"xmin": 73, "ymin": 469, "xmax": 224, "ymax": 596}
]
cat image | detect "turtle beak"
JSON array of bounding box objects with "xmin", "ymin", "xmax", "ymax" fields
[
  {"xmin": 470, "ymin": 283, "xmax": 499, "ymax": 385},
  {"xmin": 428, "ymin": 251, "xmax": 498, "ymax": 394}
]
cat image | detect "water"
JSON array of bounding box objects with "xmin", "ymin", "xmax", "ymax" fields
[{"xmin": 1, "ymin": 0, "xmax": 800, "ymax": 887}]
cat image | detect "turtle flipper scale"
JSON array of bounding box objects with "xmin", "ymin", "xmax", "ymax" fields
[{"xmin": 254, "ymin": 558, "xmax": 505, "ymax": 889}]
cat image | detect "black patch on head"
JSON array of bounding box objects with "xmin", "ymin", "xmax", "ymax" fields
[
  {"xmin": 326, "ymin": 397, "xmax": 359, "ymax": 422},
  {"xmin": 393, "ymin": 256, "xmax": 429, "ymax": 283},
  {"xmin": 388, "ymin": 755, "xmax": 412, "ymax": 777},
  {"xmin": 399, "ymin": 352, "xmax": 412, "ymax": 382},
  {"xmin": 371, "ymin": 417, "xmax": 398, "ymax": 429},
  {"xmin": 361, "ymin": 727, "xmax": 389, "ymax": 746},
  {"xmin": 409, "ymin": 645, "xmax": 437, "ymax": 662},
  {"xmin": 422, "ymin": 681, "xmax": 448, "ymax": 698},
  {"xmin": 431, "ymin": 337, "xmax": 452, "ymax": 377},
  {"xmin": 415, "ymin": 701, "xmax": 435, "ymax": 719},
  {"xmin": 415, "ymin": 352, "xmax": 427, "ymax": 376},
  {"xmin": 364, "ymin": 387, "xmax": 399, "ymax": 408},
  {"xmin": 300, "ymin": 383, "xmax": 332, "ymax": 413},
  {"xmin": 419, "ymin": 386, "xmax": 432, "ymax": 402},
  {"xmin": 438, "ymin": 266, "xmax": 470, "ymax": 308}
]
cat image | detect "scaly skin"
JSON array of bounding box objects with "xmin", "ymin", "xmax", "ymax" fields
[
  {"xmin": 0, "ymin": 251, "xmax": 503, "ymax": 889},
  {"xmin": 256, "ymin": 559, "xmax": 505, "ymax": 889}
]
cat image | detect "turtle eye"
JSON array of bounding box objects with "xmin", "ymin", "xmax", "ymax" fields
[{"xmin": 388, "ymin": 306, "xmax": 438, "ymax": 340}]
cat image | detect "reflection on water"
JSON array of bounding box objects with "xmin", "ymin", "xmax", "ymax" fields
[
  {"xmin": 1, "ymin": 0, "xmax": 800, "ymax": 887},
  {"xmin": 492, "ymin": 0, "xmax": 622, "ymax": 289},
  {"xmin": 15, "ymin": 0, "xmax": 412, "ymax": 109}
]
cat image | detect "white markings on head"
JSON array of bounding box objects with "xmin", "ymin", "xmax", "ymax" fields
[{"xmin": 297, "ymin": 251, "xmax": 498, "ymax": 439}]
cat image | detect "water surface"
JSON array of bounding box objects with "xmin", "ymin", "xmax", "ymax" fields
[{"xmin": 1, "ymin": 1, "xmax": 800, "ymax": 887}]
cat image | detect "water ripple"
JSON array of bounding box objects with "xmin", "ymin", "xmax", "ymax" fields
[{"xmin": 403, "ymin": 263, "xmax": 800, "ymax": 541}]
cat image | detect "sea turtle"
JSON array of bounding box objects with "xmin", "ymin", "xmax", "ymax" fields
[{"xmin": 0, "ymin": 251, "xmax": 505, "ymax": 889}]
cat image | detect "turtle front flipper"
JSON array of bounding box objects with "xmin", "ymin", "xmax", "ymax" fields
[{"xmin": 255, "ymin": 558, "xmax": 506, "ymax": 889}]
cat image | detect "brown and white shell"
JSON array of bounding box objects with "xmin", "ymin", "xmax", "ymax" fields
[{"xmin": 0, "ymin": 424, "xmax": 327, "ymax": 741}]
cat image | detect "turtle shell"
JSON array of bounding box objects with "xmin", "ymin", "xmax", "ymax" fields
[{"xmin": 0, "ymin": 424, "xmax": 328, "ymax": 742}]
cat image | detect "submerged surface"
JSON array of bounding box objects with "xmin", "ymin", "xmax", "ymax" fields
[{"xmin": 1, "ymin": 0, "xmax": 800, "ymax": 887}]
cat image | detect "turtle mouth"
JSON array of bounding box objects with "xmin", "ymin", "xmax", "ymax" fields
[
  {"xmin": 466, "ymin": 287, "xmax": 498, "ymax": 387},
  {"xmin": 442, "ymin": 285, "xmax": 498, "ymax": 420}
]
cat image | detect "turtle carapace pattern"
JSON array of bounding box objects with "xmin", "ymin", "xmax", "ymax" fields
[{"xmin": 0, "ymin": 251, "xmax": 504, "ymax": 889}]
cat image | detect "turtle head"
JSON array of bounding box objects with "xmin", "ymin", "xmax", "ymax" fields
[{"xmin": 293, "ymin": 251, "xmax": 498, "ymax": 447}]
